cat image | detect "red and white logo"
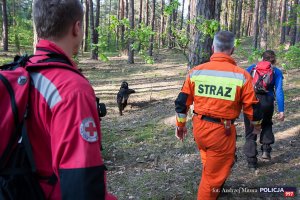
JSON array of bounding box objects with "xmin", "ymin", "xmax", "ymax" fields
[
  {"xmin": 79, "ymin": 118, "xmax": 98, "ymax": 142},
  {"xmin": 284, "ymin": 191, "xmax": 295, "ymax": 197}
]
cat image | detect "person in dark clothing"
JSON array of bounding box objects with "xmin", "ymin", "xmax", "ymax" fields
[{"xmin": 244, "ymin": 50, "xmax": 285, "ymax": 170}]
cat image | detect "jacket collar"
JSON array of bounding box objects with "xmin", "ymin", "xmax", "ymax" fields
[
  {"xmin": 33, "ymin": 39, "xmax": 76, "ymax": 67},
  {"xmin": 210, "ymin": 53, "xmax": 237, "ymax": 66}
]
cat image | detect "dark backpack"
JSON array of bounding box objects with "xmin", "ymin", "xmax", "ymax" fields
[
  {"xmin": 0, "ymin": 52, "xmax": 75, "ymax": 200},
  {"xmin": 250, "ymin": 61, "xmax": 274, "ymax": 94}
]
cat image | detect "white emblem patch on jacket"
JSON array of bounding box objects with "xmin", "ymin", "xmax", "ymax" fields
[{"xmin": 79, "ymin": 117, "xmax": 98, "ymax": 142}]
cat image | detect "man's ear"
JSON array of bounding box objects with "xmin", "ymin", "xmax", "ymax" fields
[{"xmin": 72, "ymin": 21, "xmax": 81, "ymax": 37}]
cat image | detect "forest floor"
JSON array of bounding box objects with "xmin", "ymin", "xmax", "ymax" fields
[
  {"xmin": 78, "ymin": 44, "xmax": 300, "ymax": 200},
  {"xmin": 1, "ymin": 40, "xmax": 299, "ymax": 200}
]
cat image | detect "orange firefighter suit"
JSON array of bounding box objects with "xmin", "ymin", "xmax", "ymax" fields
[{"xmin": 175, "ymin": 53, "xmax": 262, "ymax": 200}]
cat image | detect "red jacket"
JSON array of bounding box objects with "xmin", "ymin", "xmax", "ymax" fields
[{"xmin": 25, "ymin": 40, "xmax": 116, "ymax": 200}]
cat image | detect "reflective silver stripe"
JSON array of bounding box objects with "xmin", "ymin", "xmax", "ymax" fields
[
  {"xmin": 30, "ymin": 72, "xmax": 62, "ymax": 109},
  {"xmin": 177, "ymin": 113, "xmax": 187, "ymax": 118},
  {"xmin": 190, "ymin": 70, "xmax": 246, "ymax": 82}
]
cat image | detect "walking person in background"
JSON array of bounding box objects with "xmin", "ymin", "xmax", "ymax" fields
[
  {"xmin": 174, "ymin": 31, "xmax": 263, "ymax": 200},
  {"xmin": 244, "ymin": 50, "xmax": 285, "ymax": 170}
]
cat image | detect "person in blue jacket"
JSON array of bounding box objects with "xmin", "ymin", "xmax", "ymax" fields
[{"xmin": 243, "ymin": 50, "xmax": 285, "ymax": 170}]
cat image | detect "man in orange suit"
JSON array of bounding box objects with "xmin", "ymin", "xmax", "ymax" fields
[{"xmin": 175, "ymin": 31, "xmax": 263, "ymax": 200}]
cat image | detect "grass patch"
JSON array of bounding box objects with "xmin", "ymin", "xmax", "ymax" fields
[
  {"xmin": 0, "ymin": 57, "xmax": 13, "ymax": 65},
  {"xmin": 284, "ymin": 87, "xmax": 300, "ymax": 100}
]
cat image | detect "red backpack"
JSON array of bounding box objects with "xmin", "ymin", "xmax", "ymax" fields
[
  {"xmin": 0, "ymin": 53, "xmax": 77, "ymax": 200},
  {"xmin": 250, "ymin": 61, "xmax": 274, "ymax": 94}
]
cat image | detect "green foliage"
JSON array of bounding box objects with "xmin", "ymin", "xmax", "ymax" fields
[
  {"xmin": 234, "ymin": 39, "xmax": 242, "ymax": 48},
  {"xmin": 247, "ymin": 48, "xmax": 264, "ymax": 63},
  {"xmin": 246, "ymin": 43, "xmax": 300, "ymax": 69},
  {"xmin": 191, "ymin": 16, "xmax": 220, "ymax": 39},
  {"xmin": 0, "ymin": 57, "xmax": 13, "ymax": 66},
  {"xmin": 131, "ymin": 23, "xmax": 155, "ymax": 64},
  {"xmin": 282, "ymin": 43, "xmax": 300, "ymax": 69},
  {"xmin": 138, "ymin": 50, "xmax": 154, "ymax": 64},
  {"xmin": 172, "ymin": 28, "xmax": 189, "ymax": 48},
  {"xmin": 276, "ymin": 44, "xmax": 287, "ymax": 65},
  {"xmin": 94, "ymin": 15, "xmax": 123, "ymax": 62},
  {"xmin": 164, "ymin": 0, "xmax": 180, "ymax": 16},
  {"xmin": 8, "ymin": 17, "xmax": 33, "ymax": 53},
  {"xmin": 107, "ymin": 16, "xmax": 155, "ymax": 63},
  {"xmin": 119, "ymin": 19, "xmax": 155, "ymax": 63},
  {"xmin": 99, "ymin": 53, "xmax": 109, "ymax": 62},
  {"xmin": 72, "ymin": 55, "xmax": 79, "ymax": 65}
]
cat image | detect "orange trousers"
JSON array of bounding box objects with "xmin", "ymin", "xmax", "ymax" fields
[{"xmin": 193, "ymin": 115, "xmax": 236, "ymax": 200}]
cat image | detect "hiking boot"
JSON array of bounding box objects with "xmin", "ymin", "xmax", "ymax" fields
[
  {"xmin": 247, "ymin": 163, "xmax": 257, "ymax": 171},
  {"xmin": 261, "ymin": 151, "xmax": 271, "ymax": 160}
]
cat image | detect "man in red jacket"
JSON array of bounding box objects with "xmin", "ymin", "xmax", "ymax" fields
[{"xmin": 27, "ymin": 0, "xmax": 117, "ymax": 199}]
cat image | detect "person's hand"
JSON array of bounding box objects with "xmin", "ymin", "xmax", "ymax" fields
[
  {"xmin": 252, "ymin": 124, "xmax": 261, "ymax": 135},
  {"xmin": 175, "ymin": 126, "xmax": 187, "ymax": 141},
  {"xmin": 277, "ymin": 112, "xmax": 285, "ymax": 121}
]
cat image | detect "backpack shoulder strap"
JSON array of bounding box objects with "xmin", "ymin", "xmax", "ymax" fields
[{"xmin": 27, "ymin": 48, "xmax": 83, "ymax": 77}]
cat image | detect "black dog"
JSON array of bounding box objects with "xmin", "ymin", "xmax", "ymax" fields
[{"xmin": 117, "ymin": 81, "xmax": 135, "ymax": 115}]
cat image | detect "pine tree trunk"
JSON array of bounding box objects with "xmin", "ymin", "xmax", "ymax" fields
[
  {"xmin": 189, "ymin": 0, "xmax": 197, "ymax": 36},
  {"xmin": 280, "ymin": 0, "xmax": 287, "ymax": 44},
  {"xmin": 95, "ymin": 0, "xmax": 100, "ymax": 53},
  {"xmin": 224, "ymin": 0, "xmax": 229, "ymax": 30},
  {"xmin": 229, "ymin": 1, "xmax": 235, "ymax": 31},
  {"xmin": 246, "ymin": 0, "xmax": 254, "ymax": 36},
  {"xmin": 125, "ymin": 0, "xmax": 129, "ymax": 19},
  {"xmin": 215, "ymin": 0, "xmax": 222, "ymax": 30},
  {"xmin": 286, "ymin": 0, "xmax": 293, "ymax": 36},
  {"xmin": 168, "ymin": 0, "xmax": 173, "ymax": 49},
  {"xmin": 189, "ymin": 0, "xmax": 216, "ymax": 67},
  {"xmin": 149, "ymin": 0, "xmax": 156, "ymax": 56},
  {"xmin": 296, "ymin": 16, "xmax": 300, "ymax": 43},
  {"xmin": 12, "ymin": 0, "xmax": 20, "ymax": 54},
  {"xmin": 252, "ymin": 0, "xmax": 259, "ymax": 49},
  {"xmin": 120, "ymin": 0, "xmax": 125, "ymax": 50},
  {"xmin": 32, "ymin": 0, "xmax": 38, "ymax": 52},
  {"xmin": 83, "ymin": 0, "xmax": 89, "ymax": 52},
  {"xmin": 2, "ymin": 0, "xmax": 8, "ymax": 51},
  {"xmin": 160, "ymin": 0, "xmax": 165, "ymax": 47},
  {"xmin": 259, "ymin": 0, "xmax": 268, "ymax": 49},
  {"xmin": 180, "ymin": 0, "xmax": 185, "ymax": 30},
  {"xmin": 107, "ymin": 0, "xmax": 112, "ymax": 50},
  {"xmin": 137, "ymin": 0, "xmax": 143, "ymax": 50},
  {"xmin": 233, "ymin": 0, "xmax": 238, "ymax": 34},
  {"xmin": 187, "ymin": 0, "xmax": 191, "ymax": 36},
  {"xmin": 172, "ymin": 1, "xmax": 178, "ymax": 47},
  {"xmin": 246, "ymin": 1, "xmax": 253, "ymax": 36},
  {"xmin": 146, "ymin": 0, "xmax": 149, "ymax": 26},
  {"xmin": 268, "ymin": 0, "xmax": 273, "ymax": 36},
  {"xmin": 241, "ymin": 0, "xmax": 247, "ymax": 36},
  {"xmin": 90, "ymin": 0, "xmax": 97, "ymax": 59},
  {"xmin": 290, "ymin": 0, "xmax": 298, "ymax": 45},
  {"xmin": 128, "ymin": 0, "xmax": 134, "ymax": 64},
  {"xmin": 139, "ymin": 0, "xmax": 143, "ymax": 25},
  {"xmin": 236, "ymin": 0, "xmax": 243, "ymax": 38}
]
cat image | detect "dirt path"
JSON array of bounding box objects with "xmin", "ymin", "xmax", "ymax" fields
[{"xmin": 80, "ymin": 50, "xmax": 300, "ymax": 200}]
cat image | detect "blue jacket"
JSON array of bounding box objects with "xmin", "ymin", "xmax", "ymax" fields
[{"xmin": 247, "ymin": 64, "xmax": 284, "ymax": 112}]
